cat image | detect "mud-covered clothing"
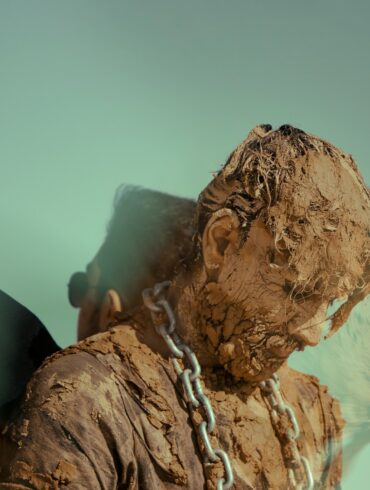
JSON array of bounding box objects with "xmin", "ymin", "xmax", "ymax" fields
[{"xmin": 0, "ymin": 324, "xmax": 343, "ymax": 489}]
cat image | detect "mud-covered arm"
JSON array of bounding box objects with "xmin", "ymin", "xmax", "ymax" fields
[{"xmin": 0, "ymin": 350, "xmax": 135, "ymax": 489}]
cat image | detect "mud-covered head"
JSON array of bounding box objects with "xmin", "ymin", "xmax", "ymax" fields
[{"xmin": 187, "ymin": 124, "xmax": 370, "ymax": 382}]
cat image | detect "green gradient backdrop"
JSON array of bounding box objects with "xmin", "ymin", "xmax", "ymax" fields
[{"xmin": 0, "ymin": 1, "xmax": 369, "ymax": 487}]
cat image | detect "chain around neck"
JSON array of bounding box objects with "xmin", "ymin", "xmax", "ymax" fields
[{"xmin": 142, "ymin": 281, "xmax": 314, "ymax": 490}]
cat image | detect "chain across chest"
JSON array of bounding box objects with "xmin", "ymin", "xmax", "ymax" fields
[{"xmin": 142, "ymin": 281, "xmax": 314, "ymax": 490}]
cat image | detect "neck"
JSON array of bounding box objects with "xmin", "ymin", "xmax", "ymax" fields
[
  {"xmin": 169, "ymin": 265, "xmax": 225, "ymax": 368},
  {"xmin": 169, "ymin": 266, "xmax": 288, "ymax": 385},
  {"xmin": 114, "ymin": 301, "xmax": 178, "ymax": 359}
]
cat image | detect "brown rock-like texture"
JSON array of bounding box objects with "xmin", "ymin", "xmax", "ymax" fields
[{"xmin": 0, "ymin": 323, "xmax": 343, "ymax": 489}]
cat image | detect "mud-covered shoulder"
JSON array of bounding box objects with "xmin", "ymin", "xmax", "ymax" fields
[
  {"xmin": 0, "ymin": 329, "xmax": 138, "ymax": 489},
  {"xmin": 7, "ymin": 347, "xmax": 123, "ymax": 440},
  {"xmin": 280, "ymin": 363, "xmax": 322, "ymax": 403},
  {"xmin": 282, "ymin": 364, "xmax": 344, "ymax": 421},
  {"xmin": 279, "ymin": 364, "xmax": 344, "ymax": 487},
  {"xmin": 279, "ymin": 364, "xmax": 345, "ymax": 448},
  {"xmin": 78, "ymin": 324, "xmax": 174, "ymax": 385},
  {"xmin": 13, "ymin": 324, "xmax": 159, "ymax": 418},
  {"xmin": 14, "ymin": 323, "xmax": 174, "ymax": 423}
]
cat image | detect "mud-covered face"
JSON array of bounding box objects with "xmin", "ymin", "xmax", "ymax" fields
[
  {"xmin": 194, "ymin": 138, "xmax": 369, "ymax": 383},
  {"xmin": 198, "ymin": 217, "xmax": 351, "ymax": 383}
]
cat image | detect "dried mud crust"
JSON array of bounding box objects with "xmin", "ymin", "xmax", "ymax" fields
[
  {"xmin": 195, "ymin": 364, "xmax": 344, "ymax": 490},
  {"xmin": 193, "ymin": 127, "xmax": 370, "ymax": 338},
  {"xmin": 0, "ymin": 326, "xmax": 203, "ymax": 489},
  {"xmin": 0, "ymin": 325, "xmax": 344, "ymax": 489},
  {"xmin": 167, "ymin": 127, "xmax": 370, "ymax": 389}
]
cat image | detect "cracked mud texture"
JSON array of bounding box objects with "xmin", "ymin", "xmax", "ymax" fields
[
  {"xmin": 1, "ymin": 125, "xmax": 368, "ymax": 489},
  {"xmin": 0, "ymin": 324, "xmax": 343, "ymax": 489},
  {"xmin": 174, "ymin": 125, "xmax": 369, "ymax": 383}
]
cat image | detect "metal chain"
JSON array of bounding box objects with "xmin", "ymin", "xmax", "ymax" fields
[
  {"xmin": 142, "ymin": 281, "xmax": 234, "ymax": 490},
  {"xmin": 259, "ymin": 375, "xmax": 314, "ymax": 490},
  {"xmin": 143, "ymin": 280, "xmax": 314, "ymax": 490}
]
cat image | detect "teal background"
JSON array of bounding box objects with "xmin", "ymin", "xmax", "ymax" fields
[{"xmin": 0, "ymin": 1, "xmax": 369, "ymax": 487}]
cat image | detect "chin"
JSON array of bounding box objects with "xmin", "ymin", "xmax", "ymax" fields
[{"xmin": 230, "ymin": 357, "xmax": 287, "ymax": 384}]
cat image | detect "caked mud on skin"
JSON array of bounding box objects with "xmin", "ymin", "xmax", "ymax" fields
[
  {"xmin": 1, "ymin": 125, "xmax": 369, "ymax": 489},
  {"xmin": 172, "ymin": 124, "xmax": 370, "ymax": 382}
]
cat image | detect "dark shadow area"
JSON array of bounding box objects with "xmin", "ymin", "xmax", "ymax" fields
[{"xmin": 0, "ymin": 290, "xmax": 60, "ymax": 425}]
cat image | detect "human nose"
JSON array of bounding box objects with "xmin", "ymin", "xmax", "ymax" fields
[{"xmin": 289, "ymin": 304, "xmax": 328, "ymax": 347}]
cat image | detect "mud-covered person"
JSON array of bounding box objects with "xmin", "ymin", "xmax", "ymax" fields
[{"xmin": 1, "ymin": 125, "xmax": 369, "ymax": 490}]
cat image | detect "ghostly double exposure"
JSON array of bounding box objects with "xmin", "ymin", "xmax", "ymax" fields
[{"xmin": 0, "ymin": 125, "xmax": 369, "ymax": 489}]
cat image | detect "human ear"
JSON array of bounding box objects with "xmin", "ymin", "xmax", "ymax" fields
[
  {"xmin": 99, "ymin": 289, "xmax": 122, "ymax": 330},
  {"xmin": 202, "ymin": 209, "xmax": 240, "ymax": 273}
]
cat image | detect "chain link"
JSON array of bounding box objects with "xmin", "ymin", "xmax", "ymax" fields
[
  {"xmin": 259, "ymin": 374, "xmax": 314, "ymax": 490},
  {"xmin": 143, "ymin": 281, "xmax": 234, "ymax": 490},
  {"xmin": 143, "ymin": 281, "xmax": 314, "ymax": 490}
]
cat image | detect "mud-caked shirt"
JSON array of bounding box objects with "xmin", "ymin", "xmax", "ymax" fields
[{"xmin": 0, "ymin": 325, "xmax": 343, "ymax": 489}]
